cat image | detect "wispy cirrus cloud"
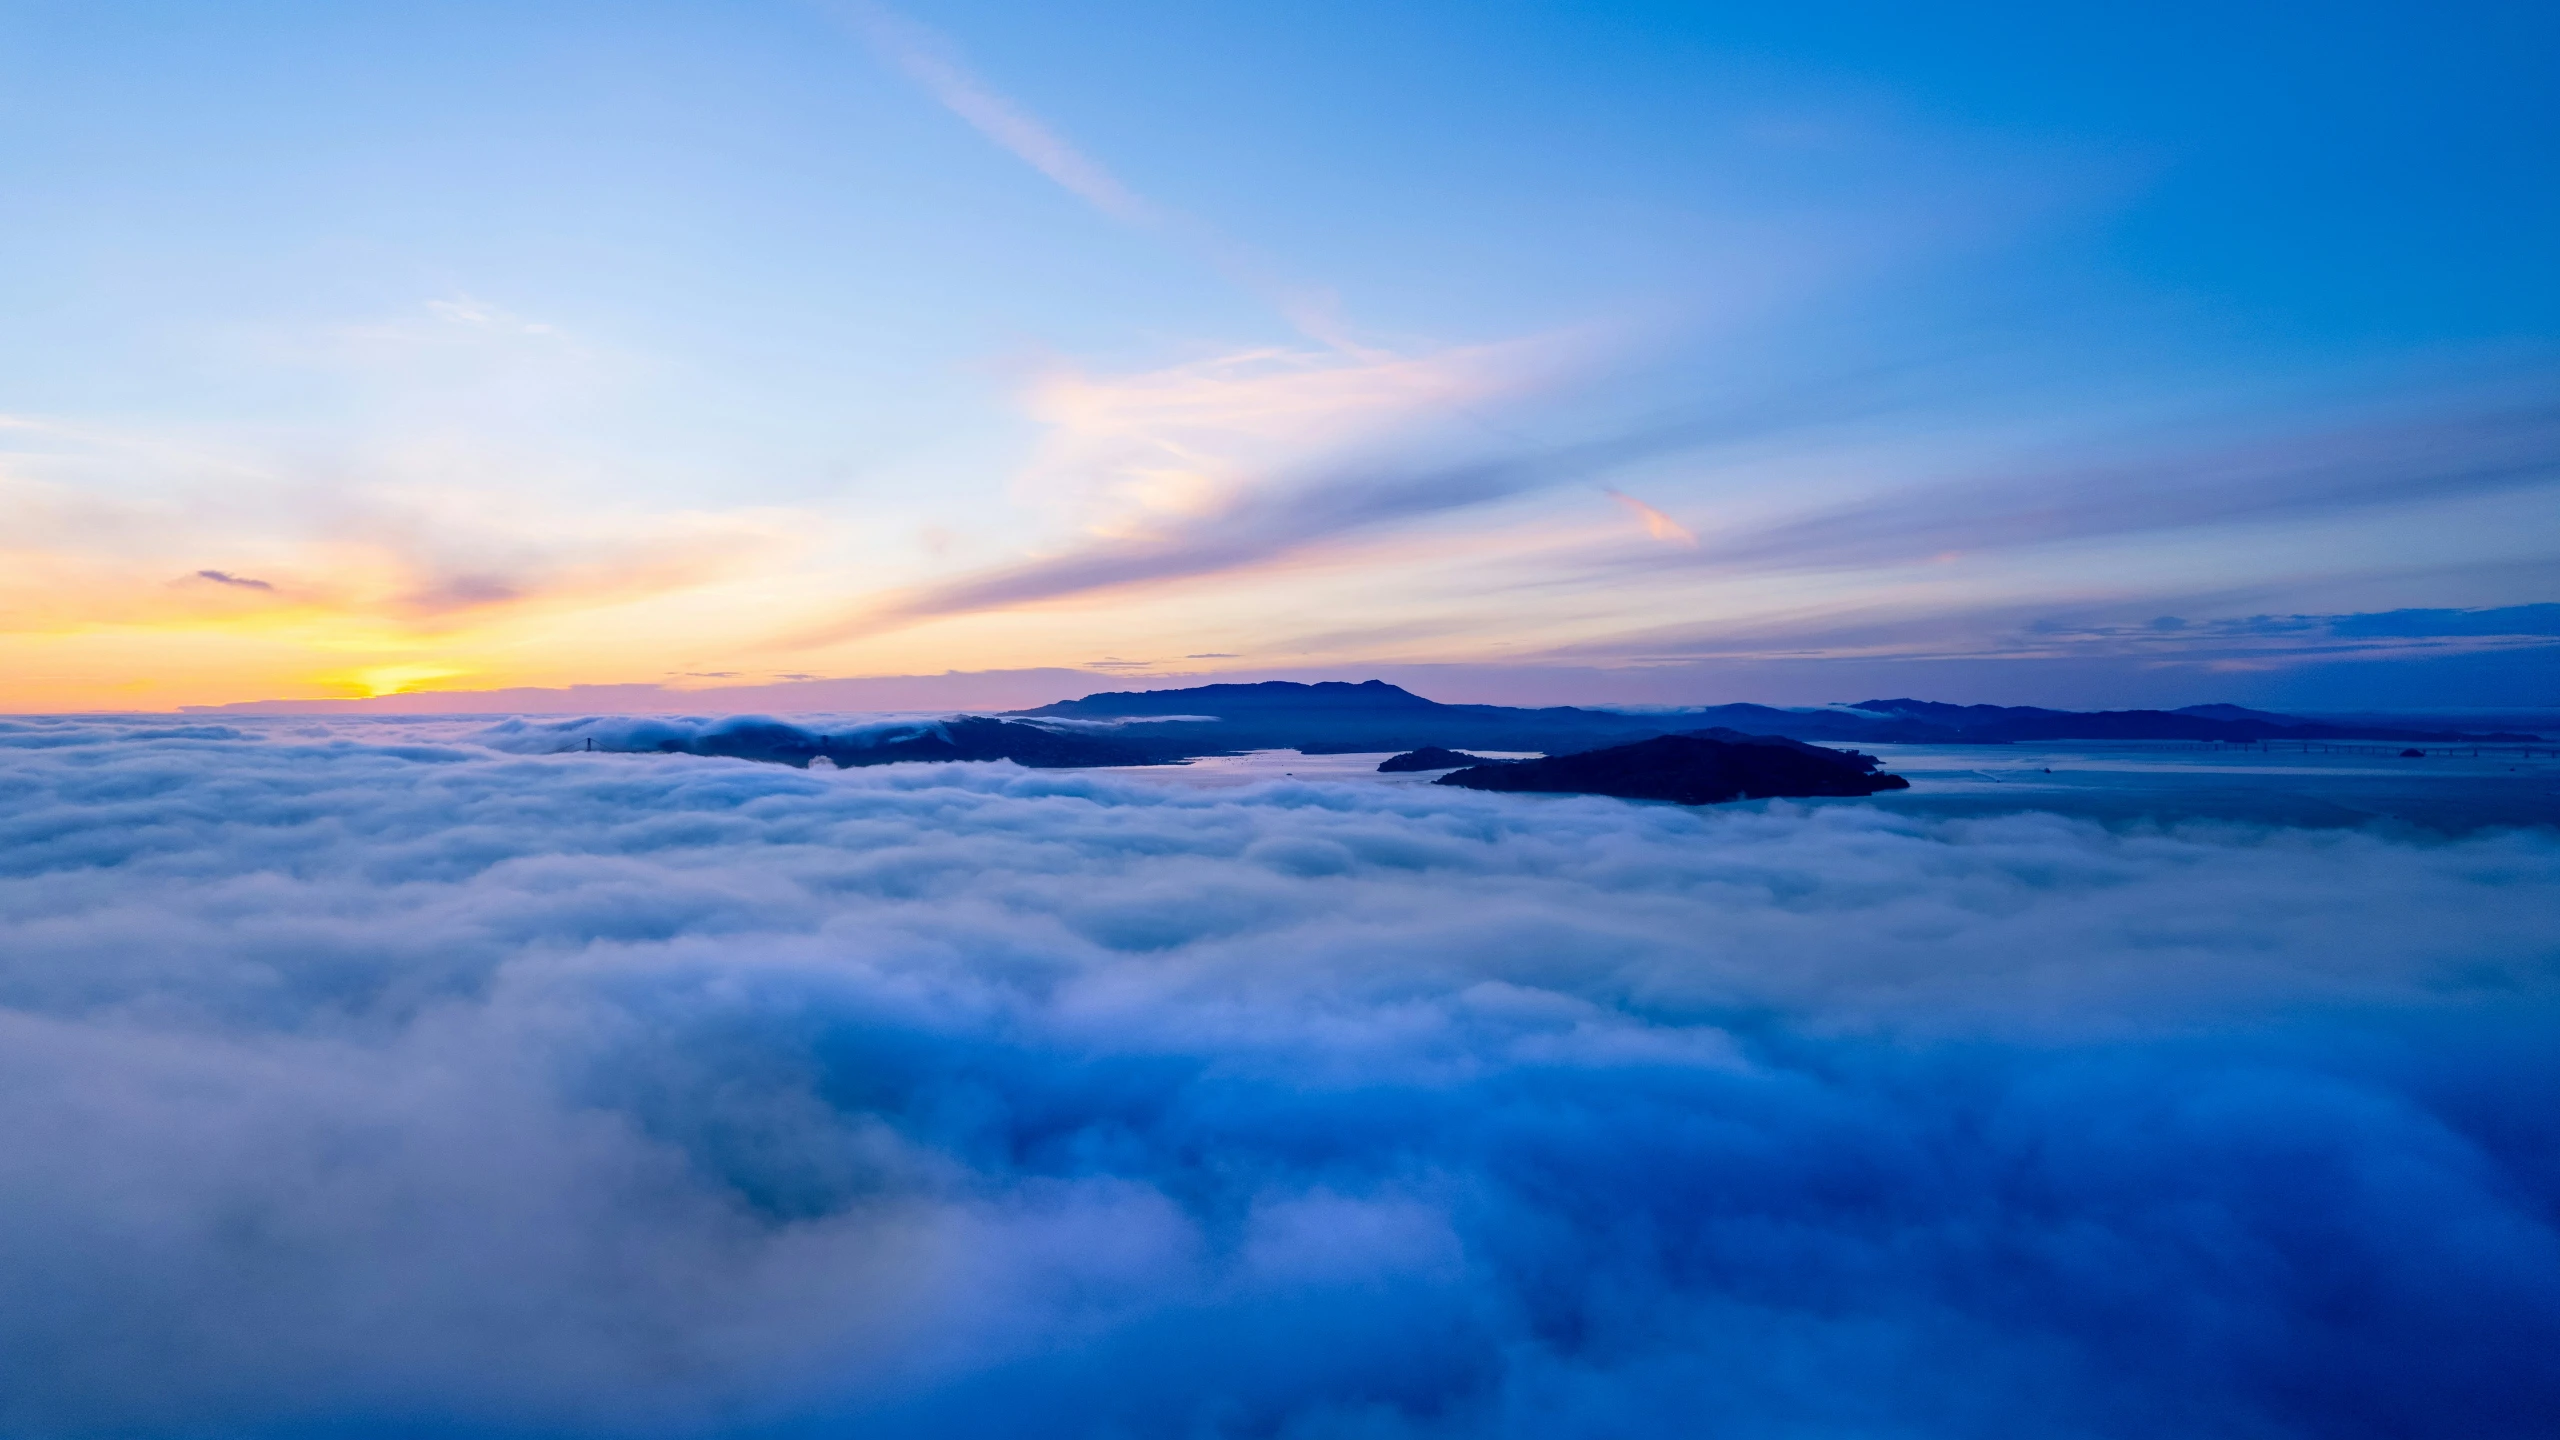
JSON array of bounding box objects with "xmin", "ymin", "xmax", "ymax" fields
[
  {"xmin": 1663, "ymin": 391, "xmax": 2560, "ymax": 576},
  {"xmin": 1997, "ymin": 602, "xmax": 2560, "ymax": 668},
  {"xmin": 1508, "ymin": 580, "xmax": 2560, "ymax": 694},
  {"xmin": 1010, "ymin": 341, "xmax": 1569, "ymax": 537},
  {"xmin": 842, "ymin": 3, "xmax": 1156, "ymax": 227},
  {"xmin": 834, "ymin": 1, "xmax": 1376, "ymax": 355},
  {"xmin": 0, "ymin": 413, "xmax": 802, "ymax": 634},
  {"xmin": 191, "ymin": 569, "xmax": 274, "ymax": 592},
  {"xmin": 778, "ymin": 361, "xmax": 1802, "ymax": 640},
  {"xmin": 1606, "ymin": 488, "xmax": 1697, "ymax": 546},
  {"xmin": 783, "ymin": 328, "xmax": 1942, "ymax": 649},
  {"xmin": 2325, "ymin": 602, "xmax": 2560, "ymax": 638},
  {"xmin": 785, "ymin": 339, "xmax": 1564, "ymax": 639}
]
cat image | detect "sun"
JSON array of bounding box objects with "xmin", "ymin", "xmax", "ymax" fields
[{"xmin": 340, "ymin": 664, "xmax": 472, "ymax": 698}]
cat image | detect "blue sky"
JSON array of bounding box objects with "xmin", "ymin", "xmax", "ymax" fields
[{"xmin": 3, "ymin": 0, "xmax": 2555, "ymax": 709}]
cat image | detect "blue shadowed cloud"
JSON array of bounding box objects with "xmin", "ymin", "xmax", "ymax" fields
[
  {"xmin": 2326, "ymin": 603, "xmax": 2560, "ymax": 638},
  {"xmin": 192, "ymin": 569, "xmax": 275, "ymax": 590},
  {"xmin": 0, "ymin": 717, "xmax": 2553, "ymax": 1436}
]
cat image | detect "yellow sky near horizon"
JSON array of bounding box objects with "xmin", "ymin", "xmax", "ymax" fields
[{"xmin": 0, "ymin": 330, "xmax": 1764, "ymax": 710}]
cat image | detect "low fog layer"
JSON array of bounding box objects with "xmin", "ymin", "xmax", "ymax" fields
[{"xmin": 2, "ymin": 716, "xmax": 2555, "ymax": 1437}]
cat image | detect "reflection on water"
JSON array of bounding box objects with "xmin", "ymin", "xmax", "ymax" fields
[
  {"xmin": 1100, "ymin": 748, "xmax": 1544, "ymax": 789},
  {"xmin": 1111, "ymin": 742, "xmax": 2560, "ymax": 832},
  {"xmin": 1848, "ymin": 741, "xmax": 2560, "ymax": 831}
]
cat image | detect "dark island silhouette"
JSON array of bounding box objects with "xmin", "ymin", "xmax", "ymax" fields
[{"xmin": 1430, "ymin": 733, "xmax": 1911, "ymax": 805}]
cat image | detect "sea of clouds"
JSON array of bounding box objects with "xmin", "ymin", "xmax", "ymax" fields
[{"xmin": 2, "ymin": 714, "xmax": 2556, "ymax": 1438}]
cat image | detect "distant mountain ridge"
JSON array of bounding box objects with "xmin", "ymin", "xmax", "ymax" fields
[
  {"xmin": 1844, "ymin": 697, "xmax": 2542, "ymax": 744},
  {"xmin": 1018, "ymin": 681, "xmax": 2543, "ymax": 751},
  {"xmin": 1025, "ymin": 679, "xmax": 1443, "ymax": 716},
  {"xmin": 1018, "ymin": 679, "xmax": 1695, "ymax": 755},
  {"xmin": 526, "ymin": 679, "xmax": 2542, "ymax": 772}
]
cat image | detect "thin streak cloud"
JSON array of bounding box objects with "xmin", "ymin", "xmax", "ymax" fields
[
  {"xmin": 1607, "ymin": 488, "xmax": 1697, "ymax": 546},
  {"xmin": 800, "ymin": 414, "xmax": 1752, "ymax": 644},
  {"xmin": 786, "ymin": 348, "xmax": 1920, "ymax": 647},
  {"xmin": 1679, "ymin": 393, "xmax": 2560, "ymax": 575},
  {"xmin": 841, "ymin": 3, "xmax": 1158, "ymax": 226},
  {"xmin": 834, "ymin": 2, "xmax": 1378, "ymax": 355},
  {"xmin": 192, "ymin": 569, "xmax": 274, "ymax": 591}
]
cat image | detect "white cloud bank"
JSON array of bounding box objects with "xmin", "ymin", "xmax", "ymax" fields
[{"xmin": 1, "ymin": 716, "xmax": 2556, "ymax": 1437}]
